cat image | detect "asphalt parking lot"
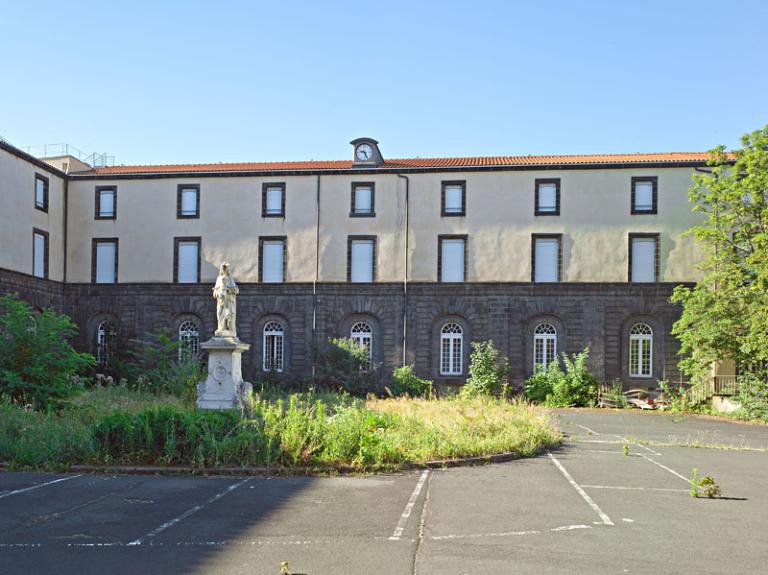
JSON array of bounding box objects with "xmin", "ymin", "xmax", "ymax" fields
[{"xmin": 1, "ymin": 410, "xmax": 767, "ymax": 575}]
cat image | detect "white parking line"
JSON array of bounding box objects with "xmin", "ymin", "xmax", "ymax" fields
[
  {"xmin": 389, "ymin": 470, "xmax": 429, "ymax": 541},
  {"xmin": 0, "ymin": 475, "xmax": 81, "ymax": 500},
  {"xmin": 582, "ymin": 485, "xmax": 689, "ymax": 493},
  {"xmin": 576, "ymin": 424, "xmax": 600, "ymax": 435},
  {"xmin": 636, "ymin": 453, "xmax": 691, "ymax": 485},
  {"xmin": 127, "ymin": 477, "xmax": 252, "ymax": 546},
  {"xmin": 547, "ymin": 451, "xmax": 613, "ymax": 526},
  {"xmin": 430, "ymin": 524, "xmax": 592, "ymax": 541},
  {"xmin": 611, "ymin": 434, "xmax": 662, "ymax": 455}
]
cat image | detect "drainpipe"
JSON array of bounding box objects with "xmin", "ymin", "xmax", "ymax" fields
[
  {"xmin": 312, "ymin": 174, "xmax": 321, "ymax": 378},
  {"xmin": 63, "ymin": 177, "xmax": 69, "ymax": 284},
  {"xmin": 397, "ymin": 174, "xmax": 409, "ymax": 366}
]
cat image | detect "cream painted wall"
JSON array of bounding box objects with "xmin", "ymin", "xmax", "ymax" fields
[
  {"xmin": 65, "ymin": 166, "xmax": 704, "ymax": 284},
  {"xmin": 0, "ymin": 148, "xmax": 66, "ymax": 280}
]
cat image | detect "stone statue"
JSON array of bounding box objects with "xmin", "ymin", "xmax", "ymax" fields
[
  {"xmin": 213, "ymin": 262, "xmax": 238, "ymax": 337},
  {"xmin": 198, "ymin": 261, "xmax": 253, "ymax": 410}
]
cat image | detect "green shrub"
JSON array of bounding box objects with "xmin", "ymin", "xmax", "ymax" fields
[
  {"xmin": 523, "ymin": 348, "xmax": 598, "ymax": 407},
  {"xmin": 391, "ymin": 365, "xmax": 433, "ymax": 398},
  {"xmin": 736, "ymin": 373, "xmax": 768, "ymax": 422},
  {"xmin": 316, "ymin": 337, "xmax": 378, "ymax": 395},
  {"xmin": 0, "ymin": 294, "xmax": 95, "ymax": 410},
  {"xmin": 128, "ymin": 329, "xmax": 205, "ymax": 401},
  {"xmin": 461, "ymin": 340, "xmax": 509, "ymax": 398}
]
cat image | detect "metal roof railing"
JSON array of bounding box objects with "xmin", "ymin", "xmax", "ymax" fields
[{"xmin": 23, "ymin": 143, "xmax": 115, "ymax": 167}]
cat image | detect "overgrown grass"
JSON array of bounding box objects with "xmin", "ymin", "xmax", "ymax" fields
[{"xmin": 0, "ymin": 389, "xmax": 560, "ymax": 471}]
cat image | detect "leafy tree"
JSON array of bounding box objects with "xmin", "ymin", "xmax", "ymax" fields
[
  {"xmin": 0, "ymin": 294, "xmax": 95, "ymax": 409},
  {"xmin": 671, "ymin": 126, "xmax": 768, "ymax": 388},
  {"xmin": 391, "ymin": 365, "xmax": 433, "ymax": 398},
  {"xmin": 316, "ymin": 337, "xmax": 377, "ymax": 395},
  {"xmin": 523, "ymin": 348, "xmax": 598, "ymax": 407},
  {"xmin": 461, "ymin": 340, "xmax": 509, "ymax": 398}
]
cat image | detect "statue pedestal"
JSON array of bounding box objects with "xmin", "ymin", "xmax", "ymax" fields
[{"xmin": 197, "ymin": 336, "xmax": 253, "ymax": 410}]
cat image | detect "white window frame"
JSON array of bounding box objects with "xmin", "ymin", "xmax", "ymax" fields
[
  {"xmin": 440, "ymin": 322, "xmax": 463, "ymax": 376},
  {"xmin": 350, "ymin": 238, "xmax": 375, "ymax": 283},
  {"xmin": 95, "ymin": 240, "xmax": 117, "ymax": 284},
  {"xmin": 350, "ymin": 321, "xmax": 373, "ymax": 372},
  {"xmin": 263, "ymin": 321, "xmax": 285, "ymax": 372},
  {"xmin": 533, "ymin": 323, "xmax": 557, "ymax": 370},
  {"xmin": 96, "ymin": 320, "xmax": 116, "ymax": 367},
  {"xmin": 442, "ymin": 182, "xmax": 465, "ymax": 215},
  {"xmin": 629, "ymin": 323, "xmax": 653, "ymax": 378},
  {"xmin": 630, "ymin": 236, "xmax": 657, "ymax": 283},
  {"xmin": 536, "ymin": 181, "xmax": 558, "ymax": 214},
  {"xmin": 98, "ymin": 188, "xmax": 116, "ymax": 218},
  {"xmin": 261, "ymin": 238, "xmax": 285, "ymax": 283},
  {"xmin": 263, "ymin": 185, "xmax": 285, "ymax": 216},
  {"xmin": 177, "ymin": 240, "xmax": 200, "ymax": 284},
  {"xmin": 178, "ymin": 320, "xmax": 200, "ymax": 362},
  {"xmin": 440, "ymin": 237, "xmax": 466, "ymax": 283},
  {"xmin": 533, "ymin": 236, "xmax": 560, "ymax": 283},
  {"xmin": 352, "ymin": 184, "xmax": 374, "ymax": 215},
  {"xmin": 179, "ymin": 187, "xmax": 199, "ymax": 217}
]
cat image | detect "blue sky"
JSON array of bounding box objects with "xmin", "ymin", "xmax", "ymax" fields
[{"xmin": 1, "ymin": 0, "xmax": 765, "ymax": 165}]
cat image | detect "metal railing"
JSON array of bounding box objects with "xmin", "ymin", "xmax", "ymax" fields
[
  {"xmin": 684, "ymin": 375, "xmax": 740, "ymax": 406},
  {"xmin": 22, "ymin": 143, "xmax": 115, "ymax": 167}
]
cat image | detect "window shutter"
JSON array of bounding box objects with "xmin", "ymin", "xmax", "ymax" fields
[
  {"xmin": 100, "ymin": 191, "xmax": 115, "ymax": 217},
  {"xmin": 177, "ymin": 242, "xmax": 199, "ymax": 283},
  {"xmin": 444, "ymin": 185, "xmax": 463, "ymax": 213},
  {"xmin": 351, "ymin": 240, "xmax": 374, "ymax": 282},
  {"xmin": 266, "ymin": 187, "xmax": 283, "ymax": 214},
  {"xmin": 538, "ymin": 183, "xmax": 557, "ymax": 211},
  {"xmin": 33, "ymin": 233, "xmax": 45, "ymax": 278},
  {"xmin": 534, "ymin": 239, "xmax": 558, "ymax": 282},
  {"xmin": 96, "ymin": 243, "xmax": 116, "ymax": 283},
  {"xmin": 631, "ymin": 238, "xmax": 655, "ymax": 282},
  {"xmin": 181, "ymin": 189, "xmax": 197, "ymax": 215},
  {"xmin": 634, "ymin": 182, "xmax": 653, "ymax": 210},
  {"xmin": 441, "ymin": 239, "xmax": 465, "ymax": 282},
  {"xmin": 262, "ymin": 240, "xmax": 284, "ymax": 283},
  {"xmin": 354, "ymin": 187, "xmax": 372, "ymax": 213}
]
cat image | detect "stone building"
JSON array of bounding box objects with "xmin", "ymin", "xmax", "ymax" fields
[{"xmin": 0, "ymin": 137, "xmax": 713, "ymax": 389}]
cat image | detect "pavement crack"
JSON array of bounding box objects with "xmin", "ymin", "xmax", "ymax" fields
[{"xmin": 411, "ymin": 470, "xmax": 434, "ymax": 575}]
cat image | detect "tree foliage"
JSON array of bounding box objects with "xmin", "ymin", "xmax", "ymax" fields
[
  {"xmin": 461, "ymin": 340, "xmax": 509, "ymax": 398},
  {"xmin": 316, "ymin": 337, "xmax": 377, "ymax": 395},
  {"xmin": 523, "ymin": 348, "xmax": 598, "ymax": 407},
  {"xmin": 671, "ymin": 126, "xmax": 768, "ymax": 385},
  {"xmin": 0, "ymin": 294, "xmax": 95, "ymax": 409}
]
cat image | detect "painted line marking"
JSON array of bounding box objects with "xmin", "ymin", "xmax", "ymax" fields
[
  {"xmin": 0, "ymin": 475, "xmax": 81, "ymax": 500},
  {"xmin": 582, "ymin": 485, "xmax": 689, "ymax": 493},
  {"xmin": 547, "ymin": 451, "xmax": 613, "ymax": 526},
  {"xmin": 636, "ymin": 453, "xmax": 691, "ymax": 485},
  {"xmin": 578, "ymin": 450, "xmax": 642, "ymax": 456},
  {"xmin": 611, "ymin": 434, "xmax": 662, "ymax": 455},
  {"xmin": 127, "ymin": 477, "xmax": 252, "ymax": 546},
  {"xmin": 389, "ymin": 470, "xmax": 429, "ymax": 541},
  {"xmin": 576, "ymin": 439, "xmax": 623, "ymax": 444},
  {"xmin": 431, "ymin": 524, "xmax": 592, "ymax": 541},
  {"xmin": 576, "ymin": 424, "xmax": 600, "ymax": 435}
]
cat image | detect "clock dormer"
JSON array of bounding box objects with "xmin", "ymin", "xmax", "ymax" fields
[{"xmin": 351, "ymin": 137, "xmax": 384, "ymax": 167}]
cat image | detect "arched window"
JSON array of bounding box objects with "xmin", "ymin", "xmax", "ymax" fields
[
  {"xmin": 440, "ymin": 322, "xmax": 463, "ymax": 376},
  {"xmin": 96, "ymin": 320, "xmax": 116, "ymax": 367},
  {"xmin": 178, "ymin": 320, "xmax": 200, "ymax": 362},
  {"xmin": 629, "ymin": 323, "xmax": 653, "ymax": 377},
  {"xmin": 350, "ymin": 321, "xmax": 373, "ymax": 372},
  {"xmin": 534, "ymin": 323, "xmax": 557, "ymax": 370},
  {"xmin": 263, "ymin": 321, "xmax": 285, "ymax": 372}
]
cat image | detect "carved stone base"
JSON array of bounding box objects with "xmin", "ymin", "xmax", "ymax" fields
[{"xmin": 196, "ymin": 336, "xmax": 253, "ymax": 410}]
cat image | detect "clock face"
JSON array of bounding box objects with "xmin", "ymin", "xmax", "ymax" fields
[{"xmin": 356, "ymin": 143, "xmax": 373, "ymax": 161}]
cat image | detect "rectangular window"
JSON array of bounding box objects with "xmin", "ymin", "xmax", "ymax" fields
[
  {"xmin": 535, "ymin": 179, "xmax": 560, "ymax": 215},
  {"xmin": 262, "ymin": 183, "xmax": 285, "ymax": 217},
  {"xmin": 438, "ymin": 235, "xmax": 467, "ymax": 282},
  {"xmin": 260, "ymin": 237, "xmax": 286, "ymax": 283},
  {"xmin": 348, "ymin": 236, "xmax": 376, "ymax": 282},
  {"xmin": 351, "ymin": 183, "xmax": 375, "ymax": 216},
  {"xmin": 629, "ymin": 234, "xmax": 658, "ymax": 283},
  {"xmin": 32, "ymin": 229, "xmax": 48, "ymax": 279},
  {"xmin": 441, "ymin": 181, "xmax": 466, "ymax": 216},
  {"xmin": 631, "ymin": 176, "xmax": 657, "ymax": 214},
  {"xmin": 92, "ymin": 239, "xmax": 118, "ymax": 284},
  {"xmin": 177, "ymin": 185, "xmax": 200, "ymax": 218},
  {"xmin": 95, "ymin": 186, "xmax": 117, "ymax": 219},
  {"xmin": 35, "ymin": 174, "xmax": 49, "ymax": 212},
  {"xmin": 174, "ymin": 237, "xmax": 201, "ymax": 283},
  {"xmin": 532, "ymin": 234, "xmax": 562, "ymax": 282}
]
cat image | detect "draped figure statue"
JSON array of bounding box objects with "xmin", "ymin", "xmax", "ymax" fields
[{"xmin": 213, "ymin": 262, "xmax": 239, "ymax": 337}]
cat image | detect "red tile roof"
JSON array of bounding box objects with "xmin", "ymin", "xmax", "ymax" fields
[{"xmin": 78, "ymin": 152, "xmax": 719, "ymax": 176}]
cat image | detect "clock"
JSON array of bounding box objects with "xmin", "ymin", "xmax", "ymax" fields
[{"xmin": 355, "ymin": 143, "xmax": 373, "ymax": 161}]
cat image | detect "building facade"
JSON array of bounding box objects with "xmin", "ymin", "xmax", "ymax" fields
[{"xmin": 0, "ymin": 137, "xmax": 712, "ymax": 389}]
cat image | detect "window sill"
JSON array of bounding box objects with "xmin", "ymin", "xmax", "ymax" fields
[
  {"xmin": 441, "ymin": 212, "xmax": 466, "ymax": 217},
  {"xmin": 262, "ymin": 213, "xmax": 286, "ymax": 218},
  {"xmin": 177, "ymin": 214, "xmax": 200, "ymax": 219},
  {"xmin": 95, "ymin": 215, "xmax": 117, "ymax": 220},
  {"xmin": 630, "ymin": 210, "xmax": 657, "ymax": 215},
  {"xmin": 349, "ymin": 212, "xmax": 376, "ymax": 218},
  {"xmin": 534, "ymin": 210, "xmax": 560, "ymax": 216}
]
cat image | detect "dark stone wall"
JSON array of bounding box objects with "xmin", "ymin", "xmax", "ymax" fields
[{"xmin": 0, "ymin": 267, "xmax": 688, "ymax": 389}]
